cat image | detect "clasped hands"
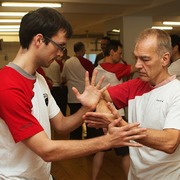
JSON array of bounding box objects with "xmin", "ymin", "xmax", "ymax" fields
[
  {"xmin": 84, "ymin": 101, "xmax": 146, "ymax": 147},
  {"xmin": 73, "ymin": 70, "xmax": 146, "ymax": 148}
]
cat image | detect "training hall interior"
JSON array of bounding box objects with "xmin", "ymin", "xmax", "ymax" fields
[{"xmin": 0, "ymin": 0, "xmax": 180, "ymax": 179}]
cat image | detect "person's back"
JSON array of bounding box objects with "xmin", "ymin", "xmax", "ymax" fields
[
  {"xmin": 62, "ymin": 42, "xmax": 94, "ymax": 139},
  {"xmin": 62, "ymin": 56, "xmax": 87, "ymax": 103},
  {"xmin": 44, "ymin": 60, "xmax": 62, "ymax": 88},
  {"xmin": 62, "ymin": 42, "xmax": 94, "ymax": 104},
  {"xmin": 95, "ymin": 64, "xmax": 123, "ymax": 86}
]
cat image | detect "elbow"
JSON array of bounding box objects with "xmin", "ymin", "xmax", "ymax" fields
[
  {"xmin": 36, "ymin": 144, "xmax": 62, "ymax": 162},
  {"xmin": 162, "ymin": 129, "xmax": 180, "ymax": 154},
  {"xmin": 37, "ymin": 149, "xmax": 56, "ymax": 162},
  {"xmin": 39, "ymin": 149, "xmax": 64, "ymax": 162},
  {"xmin": 41, "ymin": 154, "xmax": 53, "ymax": 162},
  {"xmin": 163, "ymin": 143, "xmax": 178, "ymax": 154}
]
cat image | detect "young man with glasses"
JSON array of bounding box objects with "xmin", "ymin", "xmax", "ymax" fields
[
  {"xmin": 44, "ymin": 36, "xmax": 66, "ymax": 52},
  {"xmin": 0, "ymin": 7, "xmax": 146, "ymax": 180}
]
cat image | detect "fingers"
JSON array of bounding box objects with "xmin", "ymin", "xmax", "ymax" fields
[
  {"xmin": 116, "ymin": 122, "xmax": 146, "ymax": 135},
  {"xmin": 107, "ymin": 102, "xmax": 120, "ymax": 119},
  {"xmin": 108, "ymin": 118, "xmax": 122, "ymax": 128},
  {"xmin": 99, "ymin": 83, "xmax": 110, "ymax": 93},
  {"xmin": 119, "ymin": 122, "xmax": 140, "ymax": 130},
  {"xmin": 91, "ymin": 70, "xmax": 109, "ymax": 90},
  {"xmin": 108, "ymin": 121, "xmax": 146, "ymax": 148},
  {"xmin": 95, "ymin": 75, "xmax": 105, "ymax": 89},
  {"xmin": 84, "ymin": 112, "xmax": 105, "ymax": 120},
  {"xmin": 85, "ymin": 71, "xmax": 90, "ymax": 86},
  {"xmin": 125, "ymin": 133, "xmax": 146, "ymax": 142},
  {"xmin": 84, "ymin": 112, "xmax": 116, "ymax": 129},
  {"xmin": 91, "ymin": 70, "xmax": 97, "ymax": 86},
  {"xmin": 87, "ymin": 122, "xmax": 108, "ymax": 129},
  {"xmin": 72, "ymin": 87, "xmax": 80, "ymax": 97},
  {"xmin": 120, "ymin": 142, "xmax": 143, "ymax": 147}
]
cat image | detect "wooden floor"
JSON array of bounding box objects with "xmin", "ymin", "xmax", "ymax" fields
[{"xmin": 51, "ymin": 133, "xmax": 126, "ymax": 180}]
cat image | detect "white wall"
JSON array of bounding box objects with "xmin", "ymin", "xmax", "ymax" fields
[
  {"xmin": 65, "ymin": 37, "xmax": 101, "ymax": 64},
  {"xmin": 0, "ymin": 42, "xmax": 19, "ymax": 68},
  {"xmin": 0, "ymin": 37, "xmax": 101, "ymax": 68}
]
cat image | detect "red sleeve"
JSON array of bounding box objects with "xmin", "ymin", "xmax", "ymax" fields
[
  {"xmin": 108, "ymin": 81, "xmax": 130, "ymax": 109},
  {"xmin": 100, "ymin": 63, "xmax": 131, "ymax": 80},
  {"xmin": 0, "ymin": 67, "xmax": 43, "ymax": 143},
  {"xmin": 108, "ymin": 78, "xmax": 152, "ymax": 109}
]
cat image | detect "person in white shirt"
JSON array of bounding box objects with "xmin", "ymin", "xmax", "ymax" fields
[
  {"xmin": 62, "ymin": 41, "xmax": 94, "ymax": 140},
  {"xmin": 84, "ymin": 28, "xmax": 180, "ymax": 180},
  {"xmin": 91, "ymin": 40, "xmax": 137, "ymax": 180}
]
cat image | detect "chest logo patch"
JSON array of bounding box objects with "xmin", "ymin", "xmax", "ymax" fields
[{"xmin": 43, "ymin": 93, "xmax": 48, "ymax": 106}]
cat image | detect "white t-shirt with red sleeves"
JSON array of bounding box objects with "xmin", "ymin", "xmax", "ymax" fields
[
  {"xmin": 108, "ymin": 77, "xmax": 180, "ymax": 180},
  {"xmin": 0, "ymin": 63, "xmax": 60, "ymax": 180}
]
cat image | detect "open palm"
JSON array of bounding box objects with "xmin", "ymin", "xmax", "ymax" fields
[{"xmin": 72, "ymin": 70, "xmax": 109, "ymax": 111}]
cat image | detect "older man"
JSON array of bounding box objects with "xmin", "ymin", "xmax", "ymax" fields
[{"xmin": 84, "ymin": 29, "xmax": 180, "ymax": 180}]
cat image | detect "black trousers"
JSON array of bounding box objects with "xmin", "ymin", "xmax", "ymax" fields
[
  {"xmin": 51, "ymin": 86, "xmax": 68, "ymax": 116},
  {"xmin": 68, "ymin": 103, "xmax": 83, "ymax": 140}
]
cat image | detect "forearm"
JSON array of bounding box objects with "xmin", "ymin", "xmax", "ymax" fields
[
  {"xmin": 136, "ymin": 128, "xmax": 180, "ymax": 154},
  {"xmin": 24, "ymin": 131, "xmax": 111, "ymax": 162},
  {"xmin": 55, "ymin": 106, "xmax": 92, "ymax": 135},
  {"xmin": 84, "ymin": 98, "xmax": 128, "ymax": 128},
  {"xmin": 48, "ymin": 136, "xmax": 111, "ymax": 161},
  {"xmin": 96, "ymin": 98, "xmax": 111, "ymax": 113},
  {"xmin": 24, "ymin": 121, "xmax": 147, "ymax": 162}
]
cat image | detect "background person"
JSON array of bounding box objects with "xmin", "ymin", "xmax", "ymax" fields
[
  {"xmin": 62, "ymin": 41, "xmax": 94, "ymax": 140},
  {"xmin": 94, "ymin": 36, "xmax": 111, "ymax": 67},
  {"xmin": 168, "ymin": 34, "xmax": 180, "ymax": 80},
  {"xmin": 43, "ymin": 58, "xmax": 66, "ymax": 115},
  {"xmin": 90, "ymin": 39, "xmax": 137, "ymax": 180}
]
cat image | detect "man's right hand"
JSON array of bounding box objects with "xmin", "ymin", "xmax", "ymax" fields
[{"xmin": 105, "ymin": 119, "xmax": 146, "ymax": 148}]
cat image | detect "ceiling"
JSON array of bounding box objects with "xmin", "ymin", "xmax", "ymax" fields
[{"xmin": 0, "ymin": 0, "xmax": 180, "ymax": 38}]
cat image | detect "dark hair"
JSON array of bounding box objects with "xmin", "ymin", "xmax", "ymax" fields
[
  {"xmin": 101, "ymin": 36, "xmax": 111, "ymax": 41},
  {"xmin": 19, "ymin": 7, "xmax": 73, "ymax": 49},
  {"xmin": 104, "ymin": 40, "xmax": 123, "ymax": 56},
  {"xmin": 73, "ymin": 42, "xmax": 85, "ymax": 52},
  {"xmin": 170, "ymin": 34, "xmax": 180, "ymax": 52}
]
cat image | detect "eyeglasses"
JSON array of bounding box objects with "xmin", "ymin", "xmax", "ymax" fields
[{"xmin": 45, "ymin": 37, "xmax": 66, "ymax": 52}]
